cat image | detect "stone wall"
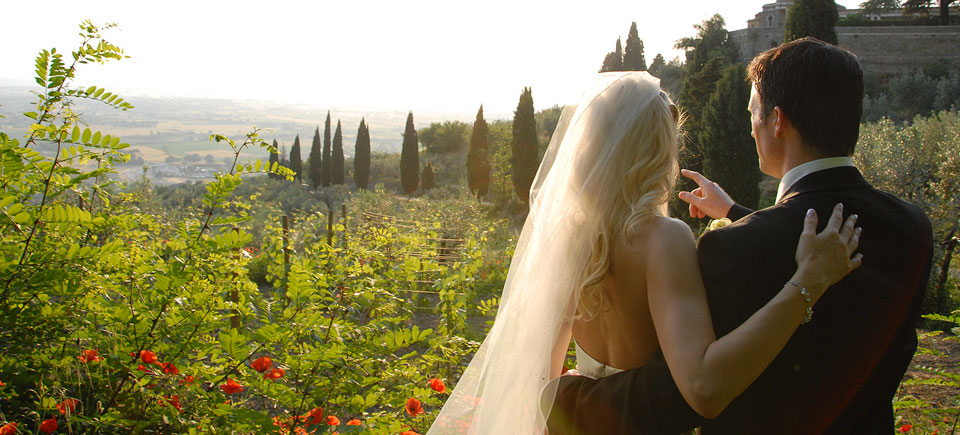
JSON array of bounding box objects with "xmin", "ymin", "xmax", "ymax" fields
[{"xmin": 730, "ymin": 26, "xmax": 960, "ymax": 79}]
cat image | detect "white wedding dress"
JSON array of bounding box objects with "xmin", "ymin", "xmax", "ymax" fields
[
  {"xmin": 428, "ymin": 72, "xmax": 668, "ymax": 434},
  {"xmin": 574, "ymin": 341, "xmax": 624, "ymax": 379}
]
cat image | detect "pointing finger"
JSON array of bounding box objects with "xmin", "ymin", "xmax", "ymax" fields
[{"xmin": 680, "ymin": 169, "xmax": 712, "ymax": 188}]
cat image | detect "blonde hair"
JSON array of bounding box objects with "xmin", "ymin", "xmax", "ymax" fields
[{"xmin": 577, "ymin": 93, "xmax": 682, "ymax": 320}]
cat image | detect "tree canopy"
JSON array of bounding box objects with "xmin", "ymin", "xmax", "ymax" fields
[
  {"xmin": 289, "ymin": 135, "xmax": 303, "ymax": 185},
  {"xmin": 400, "ymin": 112, "xmax": 420, "ymax": 195},
  {"xmin": 309, "ymin": 127, "xmax": 322, "ymax": 189},
  {"xmin": 322, "ymin": 111, "xmax": 332, "ymax": 187},
  {"xmin": 600, "ymin": 38, "xmax": 624, "ymax": 72},
  {"xmin": 785, "ymin": 0, "xmax": 840, "ymax": 44},
  {"xmin": 511, "ymin": 87, "xmax": 538, "ymax": 205},
  {"xmin": 699, "ymin": 64, "xmax": 761, "ymax": 210},
  {"xmin": 467, "ymin": 105, "xmax": 491, "ymax": 200},
  {"xmin": 623, "ymin": 22, "xmax": 647, "ymax": 71},
  {"xmin": 354, "ymin": 118, "xmax": 371, "ymax": 190},
  {"xmin": 332, "ymin": 120, "xmax": 345, "ymax": 185}
]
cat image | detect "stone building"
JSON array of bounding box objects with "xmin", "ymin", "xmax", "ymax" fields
[{"xmin": 729, "ymin": 0, "xmax": 960, "ymax": 78}]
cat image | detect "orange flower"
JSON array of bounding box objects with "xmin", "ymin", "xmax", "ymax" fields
[
  {"xmin": 158, "ymin": 395, "xmax": 182, "ymax": 411},
  {"xmin": 303, "ymin": 407, "xmax": 323, "ymax": 425},
  {"xmin": 263, "ymin": 367, "xmax": 285, "ymax": 380},
  {"xmin": 346, "ymin": 419, "xmax": 361, "ymax": 426},
  {"xmin": 160, "ymin": 362, "xmax": 179, "ymax": 375},
  {"xmin": 220, "ymin": 378, "xmax": 244, "ymax": 395},
  {"xmin": 251, "ymin": 356, "xmax": 272, "ymax": 373},
  {"xmin": 139, "ymin": 350, "xmax": 158, "ymax": 364},
  {"xmin": 180, "ymin": 375, "xmax": 195, "ymax": 385},
  {"xmin": 56, "ymin": 398, "xmax": 79, "ymax": 415},
  {"xmin": 78, "ymin": 349, "xmax": 102, "ymax": 363},
  {"xmin": 39, "ymin": 418, "xmax": 57, "ymax": 434},
  {"xmin": 136, "ymin": 364, "xmax": 151, "ymax": 373},
  {"xmin": 405, "ymin": 397, "xmax": 423, "ymax": 416},
  {"xmin": 900, "ymin": 425, "xmax": 913, "ymax": 433},
  {"xmin": 400, "ymin": 431, "xmax": 421, "ymax": 435},
  {"xmin": 0, "ymin": 380, "xmax": 4, "ymax": 386},
  {"xmin": 0, "ymin": 422, "xmax": 15, "ymax": 434},
  {"xmin": 326, "ymin": 415, "xmax": 340, "ymax": 425},
  {"xmin": 428, "ymin": 378, "xmax": 446, "ymax": 393}
]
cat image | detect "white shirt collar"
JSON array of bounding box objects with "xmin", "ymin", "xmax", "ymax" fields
[{"xmin": 776, "ymin": 157, "xmax": 854, "ymax": 203}]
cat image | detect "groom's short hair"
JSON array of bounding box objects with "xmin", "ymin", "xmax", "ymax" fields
[{"xmin": 747, "ymin": 37, "xmax": 864, "ymax": 157}]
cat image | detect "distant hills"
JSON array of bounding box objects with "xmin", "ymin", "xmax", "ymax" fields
[{"xmin": 0, "ymin": 85, "xmax": 510, "ymax": 163}]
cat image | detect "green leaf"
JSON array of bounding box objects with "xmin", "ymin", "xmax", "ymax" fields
[
  {"xmin": 84, "ymin": 86, "xmax": 96, "ymax": 96},
  {"xmin": 70, "ymin": 126, "xmax": 80, "ymax": 142},
  {"xmin": 91, "ymin": 131, "xmax": 101, "ymax": 145},
  {"xmin": 81, "ymin": 128, "xmax": 91, "ymax": 143}
]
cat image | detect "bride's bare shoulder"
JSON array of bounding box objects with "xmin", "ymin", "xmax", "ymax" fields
[
  {"xmin": 617, "ymin": 216, "xmax": 696, "ymax": 269},
  {"xmin": 623, "ymin": 216, "xmax": 695, "ymax": 249}
]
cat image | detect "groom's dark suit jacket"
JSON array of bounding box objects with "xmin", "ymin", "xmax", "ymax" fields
[{"xmin": 548, "ymin": 166, "xmax": 933, "ymax": 434}]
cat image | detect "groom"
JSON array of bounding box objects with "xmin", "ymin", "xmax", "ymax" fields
[{"xmin": 546, "ymin": 38, "xmax": 933, "ymax": 434}]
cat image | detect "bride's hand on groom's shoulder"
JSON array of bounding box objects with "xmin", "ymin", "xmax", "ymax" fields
[
  {"xmin": 795, "ymin": 203, "xmax": 864, "ymax": 301},
  {"xmin": 677, "ymin": 169, "xmax": 735, "ymax": 220}
]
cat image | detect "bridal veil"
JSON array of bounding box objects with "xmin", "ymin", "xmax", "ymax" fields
[{"xmin": 429, "ymin": 72, "xmax": 672, "ymax": 434}]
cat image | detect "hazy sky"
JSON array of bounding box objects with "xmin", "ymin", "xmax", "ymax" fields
[{"xmin": 2, "ymin": 0, "xmax": 861, "ymax": 118}]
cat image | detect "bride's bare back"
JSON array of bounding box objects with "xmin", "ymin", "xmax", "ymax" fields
[{"xmin": 572, "ymin": 215, "xmax": 693, "ymax": 371}]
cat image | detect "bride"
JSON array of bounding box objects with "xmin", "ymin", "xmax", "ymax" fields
[{"xmin": 427, "ymin": 72, "xmax": 861, "ymax": 434}]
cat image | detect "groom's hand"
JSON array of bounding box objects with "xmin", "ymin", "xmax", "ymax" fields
[{"xmin": 677, "ymin": 169, "xmax": 735, "ymax": 220}]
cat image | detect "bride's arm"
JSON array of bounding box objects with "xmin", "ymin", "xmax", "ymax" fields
[{"xmin": 646, "ymin": 203, "xmax": 861, "ymax": 418}]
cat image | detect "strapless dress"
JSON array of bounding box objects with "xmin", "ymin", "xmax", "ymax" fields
[{"xmin": 574, "ymin": 341, "xmax": 625, "ymax": 379}]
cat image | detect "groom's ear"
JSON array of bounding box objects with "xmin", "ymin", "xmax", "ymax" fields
[{"xmin": 771, "ymin": 106, "xmax": 790, "ymax": 138}]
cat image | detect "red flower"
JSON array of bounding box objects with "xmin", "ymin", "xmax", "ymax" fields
[
  {"xmin": 346, "ymin": 419, "xmax": 361, "ymax": 426},
  {"xmin": 139, "ymin": 350, "xmax": 158, "ymax": 365},
  {"xmin": 400, "ymin": 431, "xmax": 421, "ymax": 435},
  {"xmin": 158, "ymin": 395, "xmax": 182, "ymax": 411},
  {"xmin": 900, "ymin": 425, "xmax": 913, "ymax": 433},
  {"xmin": 220, "ymin": 378, "xmax": 244, "ymax": 395},
  {"xmin": 303, "ymin": 407, "xmax": 323, "ymax": 425},
  {"xmin": 251, "ymin": 356, "xmax": 272, "ymax": 373},
  {"xmin": 136, "ymin": 364, "xmax": 151, "ymax": 374},
  {"xmin": 56, "ymin": 399, "xmax": 79, "ymax": 415},
  {"xmin": 0, "ymin": 380, "xmax": 4, "ymax": 386},
  {"xmin": 0, "ymin": 423, "xmax": 15, "ymax": 434},
  {"xmin": 160, "ymin": 362, "xmax": 179, "ymax": 375},
  {"xmin": 78, "ymin": 349, "xmax": 102, "ymax": 363},
  {"xmin": 429, "ymin": 378, "xmax": 446, "ymax": 393},
  {"xmin": 263, "ymin": 367, "xmax": 285, "ymax": 380},
  {"xmin": 180, "ymin": 375, "xmax": 195, "ymax": 385},
  {"xmin": 405, "ymin": 397, "xmax": 424, "ymax": 416},
  {"xmin": 39, "ymin": 418, "xmax": 57, "ymax": 434},
  {"xmin": 326, "ymin": 415, "xmax": 340, "ymax": 425}
]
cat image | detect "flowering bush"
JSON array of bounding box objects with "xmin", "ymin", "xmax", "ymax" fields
[{"xmin": 0, "ymin": 22, "xmax": 501, "ymax": 434}]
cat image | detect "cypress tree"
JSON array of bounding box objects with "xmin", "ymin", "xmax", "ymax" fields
[
  {"xmin": 289, "ymin": 135, "xmax": 303, "ymax": 185},
  {"xmin": 467, "ymin": 105, "xmax": 491, "ymax": 201},
  {"xmin": 511, "ymin": 87, "xmax": 538, "ymax": 205},
  {"xmin": 268, "ymin": 139, "xmax": 280, "ymax": 180},
  {"xmin": 309, "ymin": 126, "xmax": 322, "ymax": 189},
  {"xmin": 354, "ymin": 118, "xmax": 371, "ymax": 189},
  {"xmin": 400, "ymin": 112, "xmax": 420, "ymax": 196},
  {"xmin": 785, "ymin": 0, "xmax": 839, "ymax": 44},
  {"xmin": 623, "ymin": 22, "xmax": 647, "ymax": 71},
  {"xmin": 322, "ymin": 111, "xmax": 332, "ymax": 187},
  {"xmin": 332, "ymin": 120, "xmax": 345, "ymax": 185},
  {"xmin": 699, "ymin": 64, "xmax": 761, "ymax": 210},
  {"xmin": 672, "ymin": 15, "xmax": 737, "ymax": 225},
  {"xmin": 421, "ymin": 162, "xmax": 436, "ymax": 192},
  {"xmin": 599, "ymin": 38, "xmax": 624, "ymax": 72}
]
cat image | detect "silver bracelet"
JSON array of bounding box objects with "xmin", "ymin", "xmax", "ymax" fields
[{"xmin": 787, "ymin": 280, "xmax": 813, "ymax": 324}]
